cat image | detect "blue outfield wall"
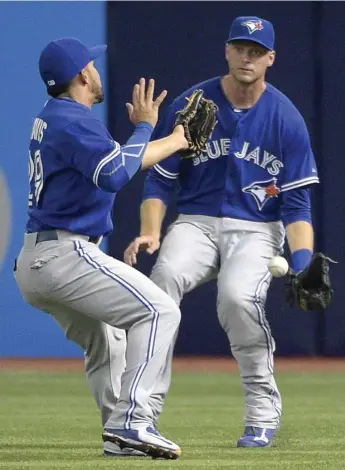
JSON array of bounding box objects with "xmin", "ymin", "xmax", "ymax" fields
[{"xmin": 0, "ymin": 2, "xmax": 107, "ymax": 357}]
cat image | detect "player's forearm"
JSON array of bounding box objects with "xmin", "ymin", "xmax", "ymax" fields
[
  {"xmin": 286, "ymin": 220, "xmax": 314, "ymax": 251},
  {"xmin": 286, "ymin": 221, "xmax": 314, "ymax": 271},
  {"xmin": 141, "ymin": 134, "xmax": 184, "ymax": 170},
  {"xmin": 140, "ymin": 198, "xmax": 167, "ymax": 238},
  {"xmin": 97, "ymin": 123, "xmax": 153, "ymax": 192}
]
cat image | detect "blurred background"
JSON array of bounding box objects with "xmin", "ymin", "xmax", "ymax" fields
[{"xmin": 0, "ymin": 1, "xmax": 344, "ymax": 359}]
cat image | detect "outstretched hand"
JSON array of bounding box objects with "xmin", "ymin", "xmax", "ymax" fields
[{"xmin": 126, "ymin": 78, "xmax": 167, "ymax": 128}]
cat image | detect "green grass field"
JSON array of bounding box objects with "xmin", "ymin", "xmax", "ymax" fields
[{"xmin": 0, "ymin": 369, "xmax": 344, "ymax": 469}]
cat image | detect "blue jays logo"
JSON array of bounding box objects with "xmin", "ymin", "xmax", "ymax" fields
[
  {"xmin": 243, "ymin": 178, "xmax": 281, "ymax": 211},
  {"xmin": 241, "ymin": 19, "xmax": 264, "ymax": 34}
]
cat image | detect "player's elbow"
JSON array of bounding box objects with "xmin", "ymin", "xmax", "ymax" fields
[
  {"xmin": 96, "ymin": 169, "xmax": 130, "ymax": 193},
  {"xmin": 142, "ymin": 174, "xmax": 175, "ymax": 205}
]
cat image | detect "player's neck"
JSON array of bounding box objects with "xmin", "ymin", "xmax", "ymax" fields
[
  {"xmin": 222, "ymin": 74, "xmax": 266, "ymax": 109},
  {"xmin": 58, "ymin": 89, "xmax": 93, "ymax": 109}
]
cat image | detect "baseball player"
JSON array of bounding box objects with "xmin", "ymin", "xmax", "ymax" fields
[
  {"xmin": 124, "ymin": 17, "xmax": 319, "ymax": 448},
  {"xmin": 14, "ymin": 37, "xmax": 191, "ymax": 460}
]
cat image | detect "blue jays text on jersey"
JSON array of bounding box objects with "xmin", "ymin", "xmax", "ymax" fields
[
  {"xmin": 27, "ymin": 97, "xmax": 153, "ymax": 236},
  {"xmin": 142, "ymin": 76, "xmax": 319, "ymax": 223}
]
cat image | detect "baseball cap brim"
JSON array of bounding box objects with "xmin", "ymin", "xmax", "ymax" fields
[
  {"xmin": 89, "ymin": 44, "xmax": 107, "ymax": 60},
  {"xmin": 227, "ymin": 36, "xmax": 273, "ymax": 51}
]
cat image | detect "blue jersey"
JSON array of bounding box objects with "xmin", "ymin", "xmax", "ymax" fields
[
  {"xmin": 142, "ymin": 76, "xmax": 319, "ymax": 223},
  {"xmin": 27, "ymin": 98, "xmax": 153, "ymax": 236}
]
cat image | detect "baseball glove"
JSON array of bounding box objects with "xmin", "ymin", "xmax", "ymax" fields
[
  {"xmin": 174, "ymin": 89, "xmax": 218, "ymax": 159},
  {"xmin": 285, "ymin": 252, "xmax": 336, "ymax": 311}
]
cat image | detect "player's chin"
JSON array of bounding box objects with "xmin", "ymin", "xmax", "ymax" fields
[
  {"xmin": 236, "ymin": 75, "xmax": 257, "ymax": 85},
  {"xmin": 233, "ymin": 70, "xmax": 256, "ymax": 84},
  {"xmin": 94, "ymin": 92, "xmax": 105, "ymax": 104}
]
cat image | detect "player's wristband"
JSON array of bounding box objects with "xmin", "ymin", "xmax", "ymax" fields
[{"xmin": 291, "ymin": 249, "xmax": 313, "ymax": 272}]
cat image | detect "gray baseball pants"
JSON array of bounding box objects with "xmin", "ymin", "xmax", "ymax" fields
[
  {"xmin": 14, "ymin": 231, "xmax": 180, "ymax": 430},
  {"xmin": 148, "ymin": 214, "xmax": 285, "ymax": 429}
]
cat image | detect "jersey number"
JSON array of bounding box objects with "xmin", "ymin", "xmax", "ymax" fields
[{"xmin": 29, "ymin": 150, "xmax": 44, "ymax": 207}]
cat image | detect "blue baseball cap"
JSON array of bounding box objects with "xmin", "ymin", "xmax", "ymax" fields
[
  {"xmin": 39, "ymin": 37, "xmax": 107, "ymax": 88},
  {"xmin": 226, "ymin": 16, "xmax": 275, "ymax": 51}
]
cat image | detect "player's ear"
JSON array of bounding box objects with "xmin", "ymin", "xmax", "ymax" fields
[
  {"xmin": 267, "ymin": 50, "xmax": 276, "ymax": 68},
  {"xmin": 225, "ymin": 43, "xmax": 230, "ymax": 61},
  {"xmin": 80, "ymin": 67, "xmax": 89, "ymax": 85}
]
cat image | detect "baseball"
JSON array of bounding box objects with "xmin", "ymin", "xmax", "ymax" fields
[{"xmin": 268, "ymin": 256, "xmax": 289, "ymax": 277}]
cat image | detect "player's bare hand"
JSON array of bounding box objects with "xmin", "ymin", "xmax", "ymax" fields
[
  {"xmin": 172, "ymin": 124, "xmax": 189, "ymax": 150},
  {"xmin": 126, "ymin": 78, "xmax": 167, "ymax": 128},
  {"xmin": 124, "ymin": 235, "xmax": 161, "ymax": 266}
]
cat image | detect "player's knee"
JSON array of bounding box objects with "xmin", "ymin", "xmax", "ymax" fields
[
  {"xmin": 217, "ymin": 287, "xmax": 248, "ymax": 332},
  {"xmin": 150, "ymin": 262, "xmax": 184, "ymax": 305},
  {"xmin": 217, "ymin": 287, "xmax": 271, "ymax": 348},
  {"xmin": 165, "ymin": 296, "xmax": 182, "ymax": 325},
  {"xmin": 155, "ymin": 289, "xmax": 181, "ymax": 326}
]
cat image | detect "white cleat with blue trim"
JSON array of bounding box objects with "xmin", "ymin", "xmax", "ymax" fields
[{"xmin": 102, "ymin": 426, "xmax": 181, "ymax": 460}]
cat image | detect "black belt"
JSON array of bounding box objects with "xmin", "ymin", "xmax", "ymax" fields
[{"xmin": 35, "ymin": 230, "xmax": 100, "ymax": 245}]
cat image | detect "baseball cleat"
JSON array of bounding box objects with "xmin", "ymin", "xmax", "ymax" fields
[
  {"xmin": 103, "ymin": 441, "xmax": 148, "ymax": 457},
  {"xmin": 102, "ymin": 426, "xmax": 181, "ymax": 460},
  {"xmin": 237, "ymin": 426, "xmax": 276, "ymax": 448}
]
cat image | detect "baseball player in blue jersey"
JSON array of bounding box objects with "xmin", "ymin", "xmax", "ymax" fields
[
  {"xmin": 124, "ymin": 17, "xmax": 319, "ymax": 448},
  {"xmin": 14, "ymin": 37, "xmax": 192, "ymax": 460}
]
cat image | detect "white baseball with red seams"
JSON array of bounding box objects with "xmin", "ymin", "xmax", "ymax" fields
[{"xmin": 268, "ymin": 256, "xmax": 289, "ymax": 277}]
